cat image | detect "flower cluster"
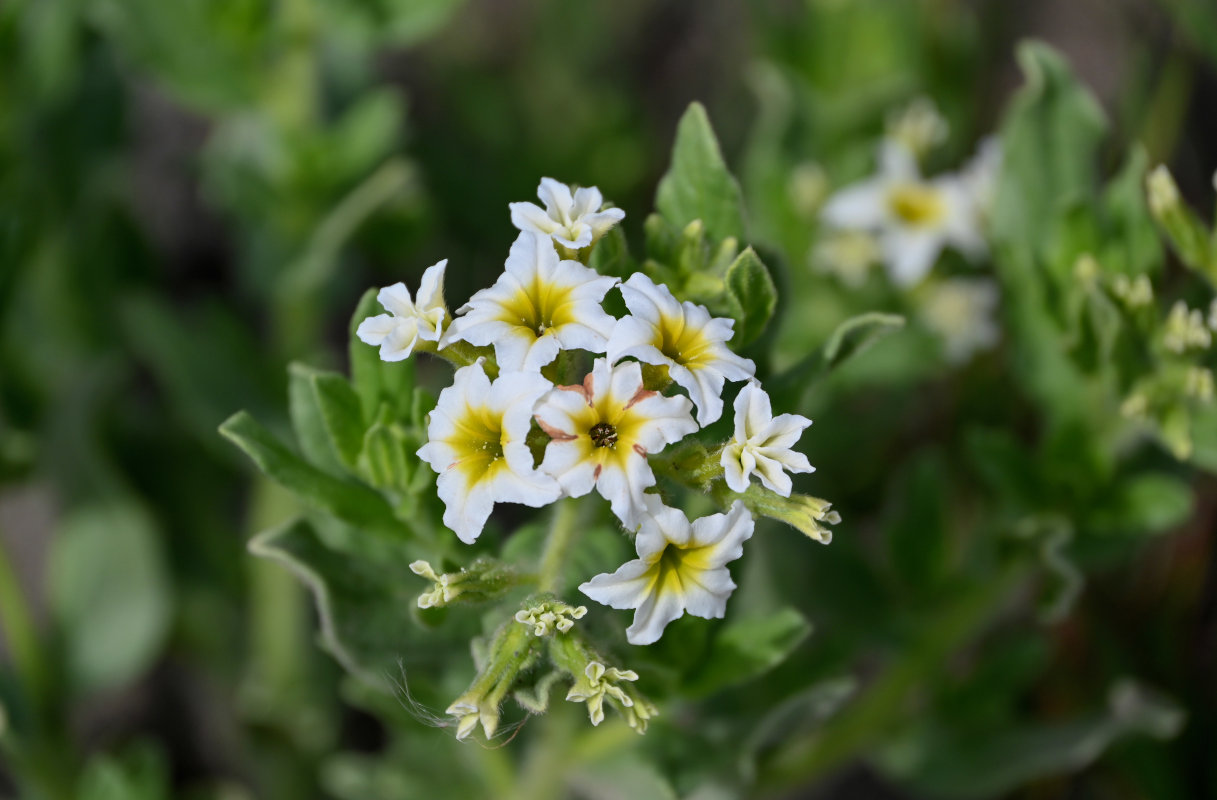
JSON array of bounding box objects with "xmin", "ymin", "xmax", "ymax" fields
[{"xmin": 363, "ymin": 178, "xmax": 831, "ymax": 737}]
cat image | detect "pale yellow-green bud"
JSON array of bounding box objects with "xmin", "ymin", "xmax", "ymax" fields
[
  {"xmin": 1186, "ymin": 368, "xmax": 1215, "ymax": 403},
  {"xmin": 445, "ymin": 622, "xmax": 540, "ymax": 741},
  {"xmin": 1162, "ymin": 301, "xmax": 1212, "ymax": 354},
  {"xmin": 1073, "ymin": 254, "xmax": 1100, "ymax": 287},
  {"xmin": 788, "ymin": 162, "xmax": 829, "ymax": 220},
  {"xmin": 1120, "ymin": 392, "xmax": 1149, "ymax": 420},
  {"xmin": 1147, "ymin": 165, "xmax": 1182, "ymax": 218},
  {"xmin": 886, "ymin": 97, "xmax": 949, "ymax": 161},
  {"xmin": 409, "ymin": 558, "xmax": 518, "ymax": 609}
]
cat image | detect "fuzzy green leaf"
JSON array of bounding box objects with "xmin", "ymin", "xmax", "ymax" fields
[
  {"xmin": 724, "ymin": 247, "xmax": 777, "ymax": 348},
  {"xmin": 656, "ymin": 102, "xmax": 746, "ymax": 242},
  {"xmin": 220, "ymin": 411, "xmax": 404, "ymax": 540},
  {"xmin": 684, "ymin": 608, "xmax": 811, "ymax": 698}
]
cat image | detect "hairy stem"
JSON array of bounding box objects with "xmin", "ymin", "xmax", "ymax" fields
[{"xmin": 537, "ymin": 499, "xmax": 580, "ymax": 594}]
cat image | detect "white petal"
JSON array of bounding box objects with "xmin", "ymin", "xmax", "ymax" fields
[
  {"xmin": 618, "ymin": 273, "xmax": 678, "ymax": 327},
  {"xmin": 595, "ymin": 457, "xmax": 655, "ymax": 529},
  {"xmin": 510, "ymin": 202, "xmax": 560, "ymax": 236},
  {"xmin": 377, "ymin": 282, "xmax": 416, "ymax": 318},
  {"xmin": 580, "ymin": 558, "xmax": 655, "ymax": 610},
  {"xmin": 626, "ymin": 391, "xmax": 698, "ymax": 453},
  {"xmin": 626, "ymin": 585, "xmax": 685, "ymax": 645},
  {"xmin": 721, "ymin": 443, "xmax": 749, "ymax": 493},
  {"xmin": 415, "ymin": 260, "xmax": 448, "ymax": 315},
  {"xmin": 538, "ymin": 178, "xmax": 575, "ymax": 220},
  {"xmin": 882, "ymin": 228, "xmax": 943, "ymax": 287},
  {"xmin": 538, "ymin": 438, "xmax": 598, "ymax": 498},
  {"xmin": 435, "ymin": 469, "xmax": 495, "ymax": 544},
  {"xmin": 571, "ymin": 185, "xmax": 605, "ymax": 217},
  {"xmin": 752, "ymin": 456, "xmax": 793, "ymax": 497},
  {"xmin": 535, "ymin": 385, "xmax": 594, "ymax": 437},
  {"xmin": 356, "ymin": 314, "xmax": 397, "ymax": 346},
  {"xmin": 379, "ymin": 320, "xmax": 420, "ymax": 361},
  {"xmin": 822, "ymin": 180, "xmax": 888, "ymax": 230},
  {"xmin": 679, "ymin": 568, "xmax": 735, "ymax": 619},
  {"xmin": 689, "ymin": 501, "xmax": 754, "ymax": 566},
  {"xmin": 605, "ymin": 315, "xmax": 665, "ymax": 366},
  {"xmin": 878, "ymin": 139, "xmax": 920, "ymax": 182}
]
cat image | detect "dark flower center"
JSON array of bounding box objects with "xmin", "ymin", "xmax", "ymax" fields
[{"xmin": 589, "ymin": 422, "xmax": 618, "ymax": 448}]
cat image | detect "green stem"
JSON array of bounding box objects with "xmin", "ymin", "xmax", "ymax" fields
[
  {"xmin": 757, "ymin": 565, "xmax": 1025, "ymax": 792},
  {"xmin": 0, "ymin": 532, "xmax": 44, "ymax": 705},
  {"xmin": 537, "ymin": 499, "xmax": 580, "ymax": 594}
]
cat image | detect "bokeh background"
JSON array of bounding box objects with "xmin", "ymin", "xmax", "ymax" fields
[{"xmin": 2, "ymin": 0, "xmax": 1216, "ymax": 798}]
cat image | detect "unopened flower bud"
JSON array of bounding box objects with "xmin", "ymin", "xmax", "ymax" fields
[
  {"xmin": 515, "ymin": 599, "xmax": 587, "ymax": 637},
  {"xmin": 410, "ymin": 559, "xmax": 518, "ymax": 609}
]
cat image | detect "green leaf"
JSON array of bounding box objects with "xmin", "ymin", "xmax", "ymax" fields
[
  {"xmin": 250, "ymin": 520, "xmax": 430, "ymax": 689},
  {"xmin": 656, "ymin": 102, "xmax": 746, "ymax": 242},
  {"xmin": 992, "ymin": 42, "xmax": 1107, "ymax": 262},
  {"xmin": 587, "ymin": 224, "xmax": 634, "ymax": 280},
  {"xmin": 769, "ymin": 312, "xmax": 905, "ymax": 406},
  {"xmin": 220, "ymin": 411, "xmax": 404, "ymax": 540},
  {"xmin": 880, "ymin": 681, "xmax": 1183, "ymax": 799},
  {"xmin": 684, "ymin": 608, "xmax": 811, "ymax": 697},
  {"xmin": 885, "ymin": 453, "xmax": 947, "ymax": 593},
  {"xmin": 50, "ymin": 501, "xmax": 171, "ymax": 695},
  {"xmin": 349, "ymin": 288, "xmax": 416, "ymax": 422},
  {"xmin": 1099, "ymin": 147, "xmax": 1162, "ymax": 276},
  {"xmin": 77, "ymin": 743, "xmax": 171, "ymax": 800},
  {"xmin": 289, "ymin": 362, "xmax": 348, "ymax": 476},
  {"xmin": 313, "ymin": 371, "xmax": 367, "ymax": 470},
  {"xmin": 1088, "ymin": 473, "xmax": 1194, "ymax": 535},
  {"xmin": 723, "ymin": 247, "xmax": 777, "ymax": 348}
]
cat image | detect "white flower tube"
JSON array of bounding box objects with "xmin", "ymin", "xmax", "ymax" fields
[
  {"xmin": 535, "ymin": 358, "xmax": 697, "ymax": 528},
  {"xmin": 445, "ymin": 232, "xmax": 618, "ymax": 372},
  {"xmin": 356, "ymin": 260, "xmax": 449, "ymax": 361},
  {"xmin": 580, "ymin": 497, "xmax": 754, "ymax": 645},
  {"xmin": 606, "ymin": 273, "xmax": 755, "ymax": 426},
  {"xmin": 720, "ymin": 383, "xmax": 814, "ymax": 497},
  {"xmin": 417, "ymin": 362, "xmax": 561, "ymax": 543}
]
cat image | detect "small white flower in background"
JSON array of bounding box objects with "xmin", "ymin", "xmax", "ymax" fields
[
  {"xmin": 535, "ymin": 359, "xmax": 697, "ymax": 528},
  {"xmin": 565, "ymin": 662, "xmax": 639, "ymax": 726},
  {"xmin": 607, "ymin": 273, "xmax": 755, "ymax": 426},
  {"xmin": 510, "ymin": 177, "xmax": 626, "ymax": 255},
  {"xmin": 446, "ymin": 694, "xmax": 499, "ymax": 741},
  {"xmin": 515, "ymin": 601, "xmax": 587, "ymax": 636},
  {"xmin": 580, "ymin": 497, "xmax": 754, "ymax": 645},
  {"xmin": 821, "ymin": 141, "xmax": 986, "ymax": 288},
  {"xmin": 811, "ymin": 229, "xmax": 882, "ymax": 288},
  {"xmin": 721, "ymin": 382, "xmax": 814, "ymax": 497},
  {"xmin": 886, "ymin": 97, "xmax": 949, "ymax": 162},
  {"xmin": 445, "ymin": 233, "xmax": 619, "ymax": 372},
  {"xmin": 1112, "ymin": 274, "xmax": 1154, "ymax": 309},
  {"xmin": 1186, "ymin": 367, "xmax": 1214, "ymax": 403},
  {"xmin": 919, "ymin": 277, "xmax": 1001, "ymax": 364},
  {"xmin": 1162, "ymin": 301, "xmax": 1212, "ymax": 354},
  {"xmin": 417, "ymin": 361, "xmax": 561, "ymax": 543},
  {"xmin": 356, "ymin": 260, "xmax": 448, "ymax": 361}
]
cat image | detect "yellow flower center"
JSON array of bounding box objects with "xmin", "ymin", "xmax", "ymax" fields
[
  {"xmin": 448, "ymin": 404, "xmax": 509, "ymax": 482},
  {"xmin": 887, "ymin": 183, "xmax": 945, "ymax": 227},
  {"xmin": 649, "ymin": 541, "xmax": 715, "ymax": 597},
  {"xmin": 498, "ymin": 277, "xmax": 578, "ymax": 337},
  {"xmin": 654, "ymin": 312, "xmax": 716, "ymax": 370}
]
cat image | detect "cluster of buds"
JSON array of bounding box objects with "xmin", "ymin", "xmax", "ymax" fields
[
  {"xmin": 1111, "ymin": 274, "xmax": 1155, "ymax": 309},
  {"xmin": 515, "ymin": 599, "xmax": 587, "ymax": 637},
  {"xmin": 1162, "ymin": 301, "xmax": 1213, "ymax": 354},
  {"xmin": 409, "ymin": 559, "xmax": 517, "ymax": 609}
]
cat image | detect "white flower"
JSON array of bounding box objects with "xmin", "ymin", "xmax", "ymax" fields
[
  {"xmin": 821, "ymin": 141, "xmax": 985, "ymax": 287},
  {"xmin": 1163, "ymin": 301, "xmax": 1212, "ymax": 354},
  {"xmin": 535, "ymin": 358, "xmax": 697, "ymax": 528},
  {"xmin": 886, "ymin": 97, "xmax": 948, "ymax": 161},
  {"xmin": 919, "ymin": 277, "xmax": 1001, "ymax": 364},
  {"xmin": 606, "ymin": 273, "xmax": 755, "ymax": 426},
  {"xmin": 445, "ymin": 233, "xmax": 618, "ymax": 372},
  {"xmin": 417, "ymin": 361, "xmax": 561, "ymax": 543},
  {"xmin": 510, "ymin": 178, "xmax": 625, "ymax": 253},
  {"xmin": 721, "ymin": 383, "xmax": 813, "ymax": 497},
  {"xmin": 580, "ymin": 497, "xmax": 754, "ymax": 645},
  {"xmin": 356, "ymin": 260, "xmax": 448, "ymax": 361}
]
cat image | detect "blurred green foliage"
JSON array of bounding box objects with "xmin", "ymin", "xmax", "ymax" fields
[{"xmin": 1, "ymin": 0, "xmax": 1216, "ymax": 798}]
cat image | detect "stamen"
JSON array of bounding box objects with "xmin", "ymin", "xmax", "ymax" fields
[{"xmin": 589, "ymin": 422, "xmax": 618, "ymax": 448}]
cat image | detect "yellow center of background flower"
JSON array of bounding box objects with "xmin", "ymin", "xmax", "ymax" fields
[
  {"xmin": 498, "ymin": 278, "xmax": 578, "ymax": 337},
  {"xmin": 448, "ymin": 405, "xmax": 509, "ymax": 481},
  {"xmin": 655, "ymin": 313, "xmax": 716, "ymax": 369},
  {"xmin": 887, "ymin": 183, "xmax": 945, "ymax": 226}
]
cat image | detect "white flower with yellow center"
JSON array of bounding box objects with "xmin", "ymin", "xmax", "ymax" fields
[
  {"xmin": 535, "ymin": 358, "xmax": 697, "ymax": 528},
  {"xmin": 822, "ymin": 141, "xmax": 985, "ymax": 287},
  {"xmin": 417, "ymin": 361, "xmax": 561, "ymax": 543},
  {"xmin": 919, "ymin": 277, "xmax": 1001, "ymax": 364},
  {"xmin": 606, "ymin": 273, "xmax": 755, "ymax": 426},
  {"xmin": 355, "ymin": 260, "xmax": 448, "ymax": 361},
  {"xmin": 580, "ymin": 497, "xmax": 754, "ymax": 645},
  {"xmin": 446, "ymin": 232, "xmax": 618, "ymax": 372},
  {"xmin": 721, "ymin": 383, "xmax": 813, "ymax": 497},
  {"xmin": 510, "ymin": 178, "xmax": 626, "ymax": 255}
]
